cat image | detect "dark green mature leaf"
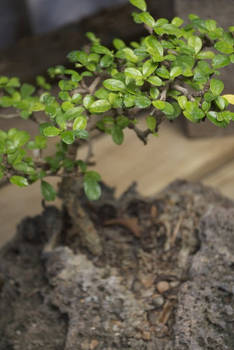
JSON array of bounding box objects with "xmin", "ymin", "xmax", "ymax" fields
[
  {"xmin": 103, "ymin": 79, "xmax": 125, "ymax": 92},
  {"xmin": 10, "ymin": 175, "xmax": 28, "ymax": 187},
  {"xmin": 67, "ymin": 50, "xmax": 88, "ymax": 65},
  {"xmin": 41, "ymin": 180, "xmax": 57, "ymax": 201},
  {"xmin": 129, "ymin": 0, "xmax": 147, "ymax": 11},
  {"xmin": 89, "ymin": 100, "xmax": 111, "ymax": 114},
  {"xmin": 112, "ymin": 125, "xmax": 124, "ymax": 145},
  {"xmin": 146, "ymin": 115, "xmax": 156, "ymax": 131},
  {"xmin": 210, "ymin": 78, "xmax": 224, "ymax": 96}
]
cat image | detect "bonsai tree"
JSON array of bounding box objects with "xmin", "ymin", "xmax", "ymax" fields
[{"xmin": 0, "ymin": 0, "xmax": 233, "ymax": 254}]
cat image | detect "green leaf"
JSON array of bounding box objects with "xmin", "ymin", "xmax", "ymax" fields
[
  {"xmin": 170, "ymin": 66, "xmax": 182, "ymax": 79},
  {"xmin": 67, "ymin": 50, "xmax": 88, "ymax": 65},
  {"xmin": 100, "ymin": 55, "xmax": 114, "ymax": 68},
  {"xmin": 10, "ymin": 175, "xmax": 28, "ymax": 187},
  {"xmin": 146, "ymin": 115, "xmax": 156, "ymax": 132},
  {"xmin": 8, "ymin": 129, "xmax": 30, "ymax": 149},
  {"xmin": 61, "ymin": 131, "xmax": 75, "ymax": 144},
  {"xmin": 20, "ymin": 83, "xmax": 35, "ymax": 98},
  {"xmin": 177, "ymin": 96, "xmax": 187, "ymax": 109},
  {"xmin": 135, "ymin": 95, "xmax": 151, "ymax": 108},
  {"xmin": 142, "ymin": 60, "xmax": 158, "ymax": 77},
  {"xmin": 35, "ymin": 135, "xmax": 47, "ymax": 149},
  {"xmin": 147, "ymin": 75, "xmax": 163, "ymax": 86},
  {"xmin": 83, "ymin": 95, "xmax": 95, "ymax": 109},
  {"xmin": 41, "ymin": 180, "xmax": 57, "ymax": 201},
  {"xmin": 210, "ymin": 78, "xmax": 224, "ymax": 96},
  {"xmin": 103, "ymin": 79, "xmax": 125, "ymax": 92},
  {"xmin": 122, "ymin": 48, "xmax": 139, "ymax": 63},
  {"xmin": 132, "ymin": 11, "xmax": 155, "ymax": 27},
  {"xmin": 150, "ymin": 87, "xmax": 160, "ymax": 99},
  {"xmin": 73, "ymin": 115, "xmax": 87, "ymax": 130},
  {"xmin": 145, "ymin": 35, "xmax": 164, "ymax": 57},
  {"xmin": 215, "ymin": 96, "xmax": 227, "ymax": 110},
  {"xmin": 172, "ymin": 17, "xmax": 184, "ymax": 27},
  {"xmin": 197, "ymin": 51, "xmax": 215, "ymax": 60},
  {"xmin": 43, "ymin": 126, "xmax": 61, "ymax": 137},
  {"xmin": 92, "ymin": 44, "xmax": 112, "ymax": 56},
  {"xmin": 156, "ymin": 66, "xmax": 170, "ymax": 79},
  {"xmin": 129, "ymin": 0, "xmax": 147, "ymax": 11},
  {"xmin": 85, "ymin": 171, "xmax": 101, "ymax": 182},
  {"xmin": 59, "ymin": 80, "xmax": 77, "ymax": 91},
  {"xmin": 84, "ymin": 177, "xmax": 101, "ymax": 201},
  {"xmin": 113, "ymin": 38, "xmax": 126, "ymax": 49},
  {"xmin": 89, "ymin": 99, "xmax": 111, "ymax": 114},
  {"xmin": 212, "ymin": 54, "xmax": 230, "ymax": 68},
  {"xmin": 112, "ymin": 125, "xmax": 124, "ymax": 145},
  {"xmin": 124, "ymin": 94, "xmax": 135, "ymax": 108},
  {"xmin": 215, "ymin": 41, "xmax": 233, "ymax": 54},
  {"xmin": 188, "ymin": 36, "xmax": 202, "ymax": 54},
  {"xmin": 207, "ymin": 111, "xmax": 227, "ymax": 127},
  {"xmin": 124, "ymin": 67, "xmax": 143, "ymax": 80}
]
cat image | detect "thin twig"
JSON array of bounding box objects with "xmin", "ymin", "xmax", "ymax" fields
[{"xmin": 89, "ymin": 76, "xmax": 101, "ymax": 95}]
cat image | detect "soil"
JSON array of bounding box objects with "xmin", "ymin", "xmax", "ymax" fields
[{"xmin": 0, "ymin": 180, "xmax": 233, "ymax": 349}]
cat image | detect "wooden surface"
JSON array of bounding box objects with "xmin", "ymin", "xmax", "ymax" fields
[{"xmin": 1, "ymin": 119, "xmax": 234, "ymax": 246}]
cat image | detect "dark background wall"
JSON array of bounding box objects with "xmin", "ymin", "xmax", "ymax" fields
[{"xmin": 0, "ymin": 0, "xmax": 127, "ymax": 49}]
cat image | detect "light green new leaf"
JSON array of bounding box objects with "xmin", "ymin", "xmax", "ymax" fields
[
  {"xmin": 210, "ymin": 78, "xmax": 224, "ymax": 96},
  {"xmin": 84, "ymin": 177, "xmax": 101, "ymax": 201},
  {"xmin": 212, "ymin": 54, "xmax": 230, "ymax": 68},
  {"xmin": 10, "ymin": 175, "xmax": 28, "ymax": 187},
  {"xmin": 147, "ymin": 75, "xmax": 163, "ymax": 86},
  {"xmin": 188, "ymin": 36, "xmax": 202, "ymax": 54},
  {"xmin": 129, "ymin": 0, "xmax": 147, "ymax": 11},
  {"xmin": 89, "ymin": 99, "xmax": 111, "ymax": 114},
  {"xmin": 124, "ymin": 67, "xmax": 143, "ymax": 80},
  {"xmin": 215, "ymin": 41, "xmax": 233, "ymax": 54},
  {"xmin": 43, "ymin": 126, "xmax": 61, "ymax": 137},
  {"xmin": 61, "ymin": 131, "xmax": 75, "ymax": 144},
  {"xmin": 103, "ymin": 79, "xmax": 125, "ymax": 92},
  {"xmin": 170, "ymin": 66, "xmax": 182, "ymax": 79},
  {"xmin": 73, "ymin": 115, "xmax": 87, "ymax": 130}
]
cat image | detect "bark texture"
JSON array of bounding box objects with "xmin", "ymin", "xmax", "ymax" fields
[{"xmin": 0, "ymin": 180, "xmax": 233, "ymax": 349}]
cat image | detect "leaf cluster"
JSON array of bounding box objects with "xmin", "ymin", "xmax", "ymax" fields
[{"xmin": 0, "ymin": 0, "xmax": 233, "ymax": 200}]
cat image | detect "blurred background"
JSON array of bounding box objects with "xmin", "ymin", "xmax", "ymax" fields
[{"xmin": 0, "ymin": 0, "xmax": 234, "ymax": 245}]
